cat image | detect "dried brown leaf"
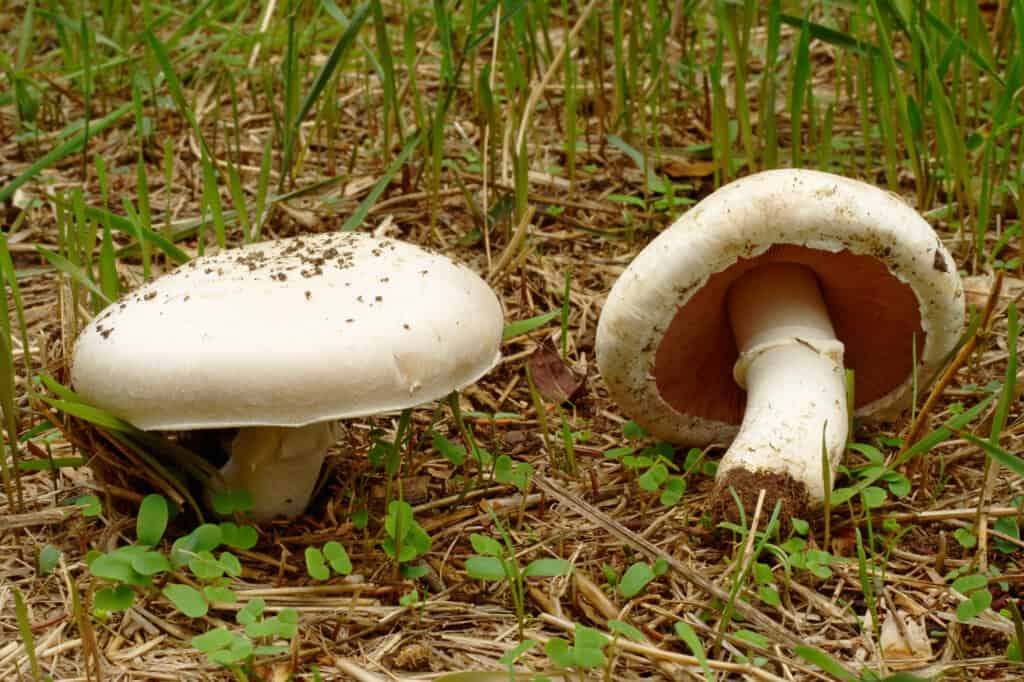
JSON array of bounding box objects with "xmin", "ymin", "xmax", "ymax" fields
[{"xmin": 527, "ymin": 339, "xmax": 585, "ymax": 403}]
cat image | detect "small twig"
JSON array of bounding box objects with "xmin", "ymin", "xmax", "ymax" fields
[
  {"xmin": 488, "ymin": 204, "xmax": 536, "ymax": 283},
  {"xmin": 882, "ymin": 588, "xmax": 914, "ymax": 673},
  {"xmin": 713, "ymin": 489, "xmax": 765, "ymax": 652},
  {"xmin": 480, "ymin": 1, "xmax": 502, "ymax": 273},
  {"xmin": 881, "ymin": 505, "xmax": 1024, "ymax": 522},
  {"xmin": 514, "ymin": 0, "xmax": 600, "ymax": 157},
  {"xmin": 0, "ymin": 508, "xmax": 70, "ymax": 531},
  {"xmin": 738, "ymin": 489, "xmax": 766, "ymax": 574},
  {"xmin": 246, "ymin": 0, "xmax": 278, "ymax": 69},
  {"xmin": 335, "ymin": 658, "xmax": 388, "ymax": 682}
]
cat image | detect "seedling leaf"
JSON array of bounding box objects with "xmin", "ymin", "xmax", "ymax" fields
[
  {"xmin": 470, "ymin": 533, "xmax": 503, "ymax": 557},
  {"xmin": 466, "ymin": 556, "xmax": 506, "ymax": 581},
  {"xmin": 523, "ymin": 558, "xmax": 572, "ymax": 578},
  {"xmin": 137, "ymin": 494, "xmax": 168, "ymax": 546},
  {"xmin": 324, "ymin": 541, "xmax": 352, "ymax": 574},
  {"xmin": 619, "ymin": 562, "xmax": 656, "ymax": 598},
  {"xmin": 94, "ymin": 584, "xmax": 135, "ymax": 612},
  {"xmin": 163, "ymin": 584, "xmax": 208, "ymax": 618},
  {"xmin": 675, "ymin": 621, "xmax": 713, "ymax": 681},
  {"xmin": 306, "ymin": 547, "xmax": 329, "ymax": 581},
  {"xmin": 608, "ymin": 619, "xmax": 646, "ymax": 642}
]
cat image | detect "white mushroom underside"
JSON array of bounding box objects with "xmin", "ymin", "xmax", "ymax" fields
[{"xmin": 596, "ymin": 169, "xmax": 965, "ymax": 446}]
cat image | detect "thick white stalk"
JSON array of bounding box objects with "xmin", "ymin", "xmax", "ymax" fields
[
  {"xmin": 214, "ymin": 422, "xmax": 340, "ymax": 521},
  {"xmin": 717, "ymin": 263, "xmax": 849, "ymax": 507}
]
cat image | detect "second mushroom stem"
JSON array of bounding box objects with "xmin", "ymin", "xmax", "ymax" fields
[
  {"xmin": 216, "ymin": 421, "xmax": 341, "ymax": 521},
  {"xmin": 717, "ymin": 262, "xmax": 850, "ymax": 512}
]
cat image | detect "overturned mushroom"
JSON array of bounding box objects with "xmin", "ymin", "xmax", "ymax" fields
[
  {"xmin": 72, "ymin": 232, "xmax": 504, "ymax": 521},
  {"xmin": 596, "ymin": 169, "xmax": 964, "ymax": 520}
]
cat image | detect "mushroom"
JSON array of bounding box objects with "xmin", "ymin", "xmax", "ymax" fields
[
  {"xmin": 596, "ymin": 169, "xmax": 964, "ymax": 520},
  {"xmin": 72, "ymin": 232, "xmax": 504, "ymax": 521}
]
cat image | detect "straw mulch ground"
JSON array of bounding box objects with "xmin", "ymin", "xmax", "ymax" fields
[{"xmin": 3, "ymin": 8, "xmax": 1024, "ymax": 682}]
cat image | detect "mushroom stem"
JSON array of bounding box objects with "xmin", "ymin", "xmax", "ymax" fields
[
  {"xmin": 215, "ymin": 422, "xmax": 341, "ymax": 521},
  {"xmin": 715, "ymin": 263, "xmax": 849, "ymax": 518}
]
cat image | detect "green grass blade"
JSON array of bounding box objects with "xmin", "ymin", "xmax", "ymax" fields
[
  {"xmin": 606, "ymin": 133, "xmax": 667, "ymax": 193},
  {"xmin": 918, "ymin": 7, "xmax": 1001, "ymax": 84},
  {"xmin": 370, "ymin": 0, "xmax": 402, "ymax": 150},
  {"xmin": 165, "ymin": 0, "xmax": 220, "ymax": 47},
  {"xmin": 39, "ymin": 397, "xmax": 137, "ymax": 433},
  {"xmin": 830, "ymin": 395, "xmax": 995, "ymax": 506},
  {"xmin": 761, "ymin": 0, "xmax": 781, "ymax": 168},
  {"xmin": 503, "ymin": 311, "xmax": 558, "ymax": 342},
  {"xmin": 0, "ymin": 311, "xmax": 22, "ymax": 511},
  {"xmin": 778, "ymin": 13, "xmax": 896, "ymax": 65},
  {"xmin": 961, "ymin": 433, "xmax": 1024, "ymax": 480},
  {"xmin": 143, "ymin": 28, "xmax": 209, "ymax": 156},
  {"xmin": 284, "ymin": 2, "xmax": 372, "ymax": 178},
  {"xmin": 98, "ymin": 219, "xmax": 120, "ymax": 300},
  {"xmin": 869, "ymin": 0, "xmax": 921, "ymax": 190},
  {"xmin": 0, "ymin": 102, "xmax": 132, "ymax": 204},
  {"xmin": 870, "ymin": 55, "xmax": 900, "ymax": 189},
  {"xmin": 15, "ymin": 0, "xmax": 36, "ymax": 71},
  {"xmin": 135, "ymin": 158, "xmax": 152, "ymax": 278},
  {"xmin": 433, "ymin": 0, "xmax": 455, "ymax": 85},
  {"xmin": 674, "ymin": 621, "xmax": 713, "ymax": 681},
  {"xmin": 120, "ymin": 198, "xmax": 152, "ymax": 280},
  {"xmin": 36, "ymin": 374, "xmax": 217, "ymax": 503},
  {"xmin": 36, "ymin": 246, "xmax": 111, "ymax": 307},
  {"xmin": 98, "ymin": 209, "xmax": 188, "ymax": 263},
  {"xmin": 322, "ymin": 0, "xmax": 384, "ymax": 77},
  {"xmin": 0, "ymin": 232, "xmax": 34, "ymax": 377},
  {"xmin": 36, "ymin": 8, "xmax": 123, "ymax": 53},
  {"xmin": 793, "ymin": 645, "xmax": 857, "ymax": 681},
  {"xmin": 789, "ymin": 15, "xmax": 811, "ymax": 167},
  {"xmin": 199, "ymin": 149, "xmax": 226, "ymax": 248},
  {"xmin": 13, "ymin": 588, "xmax": 42, "ymax": 680},
  {"xmin": 340, "ymin": 131, "xmax": 422, "ymax": 232},
  {"xmin": 281, "ymin": 1, "xmax": 300, "ymax": 183},
  {"xmin": 990, "ymin": 303, "xmax": 1019, "ymax": 441}
]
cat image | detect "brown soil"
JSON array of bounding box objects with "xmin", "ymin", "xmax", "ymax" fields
[{"xmin": 712, "ymin": 466, "xmax": 811, "ymax": 531}]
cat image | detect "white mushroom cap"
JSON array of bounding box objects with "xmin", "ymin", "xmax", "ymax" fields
[
  {"xmin": 596, "ymin": 169, "xmax": 965, "ymax": 446},
  {"xmin": 72, "ymin": 232, "xmax": 504, "ymax": 430}
]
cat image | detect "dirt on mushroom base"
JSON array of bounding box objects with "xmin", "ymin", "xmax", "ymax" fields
[{"xmin": 711, "ymin": 467, "xmax": 811, "ymax": 532}]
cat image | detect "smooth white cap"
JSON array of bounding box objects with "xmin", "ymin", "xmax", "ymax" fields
[
  {"xmin": 596, "ymin": 169, "xmax": 965, "ymax": 445},
  {"xmin": 72, "ymin": 232, "xmax": 504, "ymax": 430}
]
